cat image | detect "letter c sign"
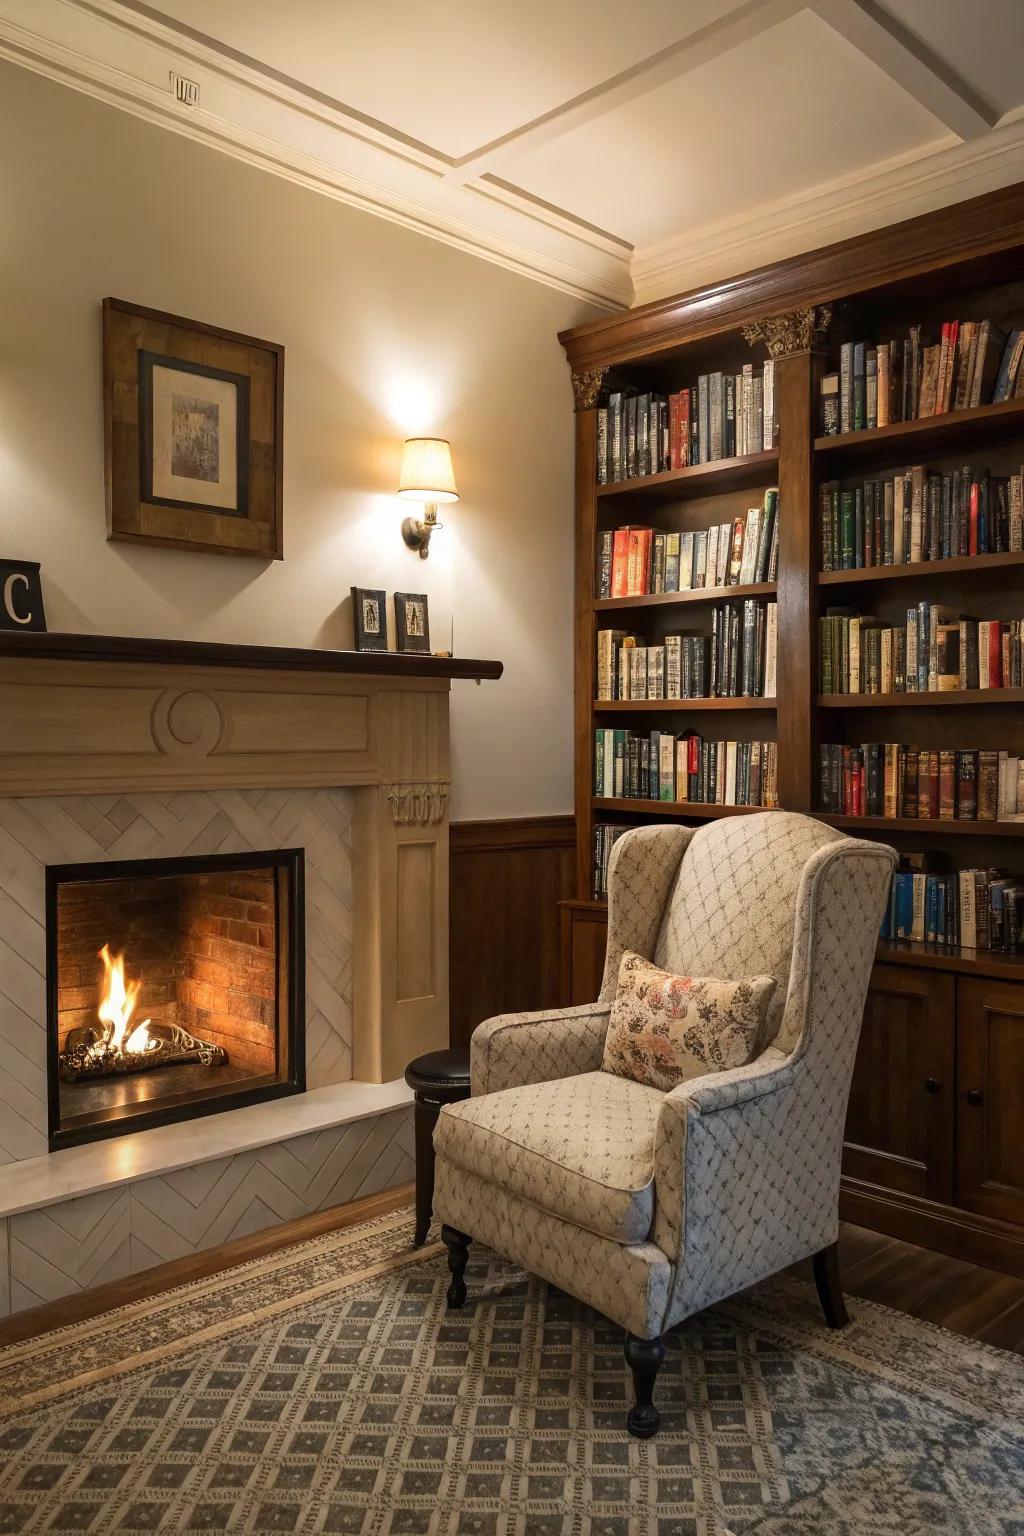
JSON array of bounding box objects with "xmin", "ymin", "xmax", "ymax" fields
[{"xmin": 0, "ymin": 561, "xmax": 46, "ymax": 633}]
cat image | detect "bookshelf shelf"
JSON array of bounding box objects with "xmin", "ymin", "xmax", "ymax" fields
[
  {"xmin": 595, "ymin": 582, "xmax": 776, "ymax": 612},
  {"xmin": 818, "ymin": 550, "xmax": 1024, "ymax": 587},
  {"xmin": 815, "ymin": 813, "xmax": 1024, "ymax": 837},
  {"xmin": 817, "ymin": 688, "xmax": 1024, "ymax": 708},
  {"xmin": 596, "ymin": 449, "xmax": 778, "ymax": 502},
  {"xmin": 813, "ymin": 395, "xmax": 1024, "ymax": 468},
  {"xmin": 593, "ymin": 697, "xmax": 776, "ymax": 713},
  {"xmin": 593, "ymin": 798, "xmax": 769, "ymax": 818},
  {"xmin": 876, "ymin": 938, "xmax": 1024, "ymax": 981}
]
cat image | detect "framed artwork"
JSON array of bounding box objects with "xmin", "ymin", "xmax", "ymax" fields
[
  {"xmin": 352, "ymin": 587, "xmax": 388, "ymax": 652},
  {"xmin": 394, "ymin": 591, "xmax": 430, "ymax": 654},
  {"xmin": 103, "ymin": 298, "xmax": 284, "ymax": 559}
]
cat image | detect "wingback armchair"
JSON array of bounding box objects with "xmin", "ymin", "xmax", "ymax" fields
[{"xmin": 434, "ymin": 812, "xmax": 895, "ymax": 1436}]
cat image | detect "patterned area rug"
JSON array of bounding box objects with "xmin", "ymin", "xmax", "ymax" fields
[{"xmin": 0, "ymin": 1206, "xmax": 1021, "ymax": 1533}]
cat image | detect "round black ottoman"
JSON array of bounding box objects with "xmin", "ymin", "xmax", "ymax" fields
[{"xmin": 404, "ymin": 1047, "xmax": 471, "ymax": 1246}]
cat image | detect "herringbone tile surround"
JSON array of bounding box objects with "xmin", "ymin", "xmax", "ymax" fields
[{"xmin": 0, "ymin": 788, "xmax": 415, "ymax": 1314}]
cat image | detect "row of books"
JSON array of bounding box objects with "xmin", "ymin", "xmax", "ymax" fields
[
  {"xmin": 819, "ymin": 467, "xmax": 1023, "ymax": 571},
  {"xmin": 593, "ymin": 823, "xmax": 630, "ymax": 900},
  {"xmin": 598, "ymin": 491, "xmax": 779, "ymax": 598},
  {"xmin": 819, "ymin": 743, "xmax": 1024, "ymax": 821},
  {"xmin": 881, "ymin": 862, "xmax": 1023, "ymax": 953},
  {"xmin": 820, "ymin": 321, "xmax": 1023, "ymax": 435},
  {"xmin": 820, "ymin": 606, "xmax": 1024, "ymax": 694},
  {"xmin": 595, "ymin": 730, "xmax": 778, "ymax": 808},
  {"xmin": 597, "ymin": 602, "xmax": 777, "ymax": 701},
  {"xmin": 596, "ymin": 363, "xmax": 777, "ymax": 483}
]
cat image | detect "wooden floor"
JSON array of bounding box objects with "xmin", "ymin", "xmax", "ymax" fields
[{"xmin": 794, "ymin": 1222, "xmax": 1024, "ymax": 1356}]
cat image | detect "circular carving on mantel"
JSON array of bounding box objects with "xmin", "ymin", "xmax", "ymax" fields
[{"xmin": 151, "ymin": 689, "xmax": 225, "ymax": 759}]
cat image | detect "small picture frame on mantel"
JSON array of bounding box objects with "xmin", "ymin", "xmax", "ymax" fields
[
  {"xmin": 394, "ymin": 591, "xmax": 430, "ymax": 654},
  {"xmin": 352, "ymin": 587, "xmax": 389, "ymax": 652}
]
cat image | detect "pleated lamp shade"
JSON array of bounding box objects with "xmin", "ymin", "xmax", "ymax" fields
[{"xmin": 397, "ymin": 438, "xmax": 459, "ymax": 504}]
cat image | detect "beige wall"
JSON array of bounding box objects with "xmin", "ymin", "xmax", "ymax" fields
[{"xmin": 0, "ymin": 62, "xmax": 596, "ymax": 819}]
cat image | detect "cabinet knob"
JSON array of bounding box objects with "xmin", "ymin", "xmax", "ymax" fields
[
  {"xmin": 924, "ymin": 1077, "xmax": 941, "ymax": 1095},
  {"xmin": 966, "ymin": 1088, "xmax": 984, "ymax": 1107}
]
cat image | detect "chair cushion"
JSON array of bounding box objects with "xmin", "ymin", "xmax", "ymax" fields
[
  {"xmin": 603, "ymin": 950, "xmax": 774, "ymax": 1092},
  {"xmin": 434, "ymin": 1071, "xmax": 664, "ymax": 1245}
]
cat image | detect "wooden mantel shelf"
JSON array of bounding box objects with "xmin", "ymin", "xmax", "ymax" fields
[{"xmin": 0, "ymin": 631, "xmax": 503, "ymax": 681}]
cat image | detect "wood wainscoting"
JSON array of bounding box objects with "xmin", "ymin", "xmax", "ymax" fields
[{"xmin": 449, "ymin": 816, "xmax": 575, "ymax": 1052}]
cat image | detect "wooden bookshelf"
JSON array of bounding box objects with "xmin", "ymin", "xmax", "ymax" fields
[
  {"xmin": 817, "ymin": 689, "xmax": 1024, "ymax": 708},
  {"xmin": 595, "ymin": 449, "xmax": 778, "ymax": 501},
  {"xmin": 595, "ymin": 581, "xmax": 775, "ymax": 612},
  {"xmin": 593, "ymin": 697, "xmax": 775, "ymax": 713},
  {"xmin": 561, "ymin": 182, "xmax": 1024, "ymax": 1276},
  {"xmin": 818, "ymin": 550, "xmax": 1024, "ymax": 587},
  {"xmin": 592, "ymin": 798, "xmax": 768, "ymax": 818}
]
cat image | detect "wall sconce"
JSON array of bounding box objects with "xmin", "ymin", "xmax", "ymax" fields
[{"xmin": 397, "ymin": 437, "xmax": 458, "ymax": 559}]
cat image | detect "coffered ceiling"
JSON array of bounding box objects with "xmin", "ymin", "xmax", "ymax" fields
[{"xmin": 2, "ymin": 0, "xmax": 1023, "ymax": 311}]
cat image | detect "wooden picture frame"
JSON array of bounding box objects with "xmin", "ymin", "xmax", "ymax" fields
[
  {"xmin": 394, "ymin": 591, "xmax": 431, "ymax": 654},
  {"xmin": 103, "ymin": 298, "xmax": 284, "ymax": 559},
  {"xmin": 352, "ymin": 588, "xmax": 389, "ymax": 652}
]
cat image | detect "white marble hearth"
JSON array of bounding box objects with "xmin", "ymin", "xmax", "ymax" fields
[{"xmin": 0, "ymin": 637, "xmax": 495, "ymax": 1316}]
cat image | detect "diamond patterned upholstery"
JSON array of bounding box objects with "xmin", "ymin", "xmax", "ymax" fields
[
  {"xmin": 435, "ymin": 812, "xmax": 896, "ymax": 1341},
  {"xmin": 435, "ymin": 1071, "xmax": 663, "ymax": 1244}
]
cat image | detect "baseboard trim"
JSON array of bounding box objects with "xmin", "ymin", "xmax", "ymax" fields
[
  {"xmin": 840, "ymin": 1178, "xmax": 1024, "ymax": 1280},
  {"xmin": 450, "ymin": 814, "xmax": 575, "ymax": 853},
  {"xmin": 0, "ymin": 1182, "xmax": 414, "ymax": 1348}
]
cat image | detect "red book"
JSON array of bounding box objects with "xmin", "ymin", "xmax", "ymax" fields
[
  {"xmin": 969, "ymin": 482, "xmax": 980, "ymax": 555},
  {"xmin": 989, "ymin": 621, "xmax": 1003, "ymax": 687},
  {"xmin": 688, "ymin": 735, "xmax": 699, "ymax": 778},
  {"xmin": 679, "ymin": 390, "xmax": 690, "ymax": 468},
  {"xmin": 668, "ymin": 393, "xmax": 683, "ymax": 471},
  {"xmin": 611, "ymin": 528, "xmax": 629, "ymax": 598}
]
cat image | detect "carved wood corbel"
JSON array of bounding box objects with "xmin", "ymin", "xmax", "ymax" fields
[
  {"xmin": 742, "ymin": 304, "xmax": 832, "ymax": 358},
  {"xmin": 570, "ymin": 367, "xmax": 608, "ymax": 412}
]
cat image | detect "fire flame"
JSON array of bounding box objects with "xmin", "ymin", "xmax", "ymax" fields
[{"xmin": 97, "ymin": 944, "xmax": 153, "ymax": 1056}]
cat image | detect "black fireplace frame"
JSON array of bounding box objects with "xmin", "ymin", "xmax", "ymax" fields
[{"xmin": 45, "ymin": 848, "xmax": 306, "ymax": 1150}]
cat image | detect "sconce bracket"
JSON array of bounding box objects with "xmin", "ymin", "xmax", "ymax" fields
[{"xmin": 401, "ymin": 502, "xmax": 441, "ymax": 559}]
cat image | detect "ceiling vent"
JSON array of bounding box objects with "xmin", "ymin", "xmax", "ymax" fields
[{"xmin": 170, "ymin": 71, "xmax": 200, "ymax": 108}]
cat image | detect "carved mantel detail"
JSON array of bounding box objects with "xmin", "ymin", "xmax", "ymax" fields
[
  {"xmin": 570, "ymin": 367, "xmax": 607, "ymax": 412},
  {"xmin": 742, "ymin": 304, "xmax": 832, "ymax": 358},
  {"xmin": 385, "ymin": 779, "xmax": 450, "ymax": 826}
]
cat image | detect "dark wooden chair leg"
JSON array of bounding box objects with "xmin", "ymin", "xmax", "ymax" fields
[
  {"xmin": 412, "ymin": 1098, "xmax": 436, "ymax": 1246},
  {"xmin": 812, "ymin": 1240, "xmax": 849, "ymax": 1329},
  {"xmin": 441, "ymin": 1225, "xmax": 471, "ymax": 1309},
  {"xmin": 624, "ymin": 1332, "xmax": 666, "ymax": 1438}
]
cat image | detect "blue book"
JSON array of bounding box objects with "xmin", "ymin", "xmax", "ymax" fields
[{"xmin": 893, "ymin": 872, "xmax": 914, "ymax": 939}]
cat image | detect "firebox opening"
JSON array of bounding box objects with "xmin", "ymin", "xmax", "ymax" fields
[{"xmin": 46, "ymin": 850, "xmax": 305, "ymax": 1149}]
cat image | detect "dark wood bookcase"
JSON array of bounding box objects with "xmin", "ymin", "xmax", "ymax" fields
[{"xmin": 558, "ymin": 181, "xmax": 1024, "ymax": 1278}]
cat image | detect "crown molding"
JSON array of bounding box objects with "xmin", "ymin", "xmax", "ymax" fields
[
  {"xmin": 631, "ymin": 108, "xmax": 1024, "ymax": 305},
  {"xmin": 0, "ymin": 0, "xmax": 632, "ymax": 312}
]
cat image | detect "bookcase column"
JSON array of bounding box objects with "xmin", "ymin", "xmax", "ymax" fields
[
  {"xmin": 571, "ymin": 368, "xmax": 603, "ymax": 899},
  {"xmin": 775, "ymin": 347, "xmax": 818, "ymax": 809}
]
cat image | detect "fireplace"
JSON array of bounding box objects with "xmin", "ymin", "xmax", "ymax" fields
[{"xmin": 46, "ymin": 850, "xmax": 305, "ymax": 1149}]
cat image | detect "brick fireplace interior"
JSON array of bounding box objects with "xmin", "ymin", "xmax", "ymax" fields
[{"xmin": 47, "ymin": 849, "xmax": 304, "ymax": 1148}]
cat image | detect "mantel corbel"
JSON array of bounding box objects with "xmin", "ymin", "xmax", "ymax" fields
[
  {"xmin": 742, "ymin": 304, "xmax": 832, "ymax": 359},
  {"xmin": 384, "ymin": 779, "xmax": 450, "ymax": 826}
]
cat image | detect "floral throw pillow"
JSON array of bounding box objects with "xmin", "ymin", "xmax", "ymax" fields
[{"xmin": 603, "ymin": 950, "xmax": 776, "ymax": 1092}]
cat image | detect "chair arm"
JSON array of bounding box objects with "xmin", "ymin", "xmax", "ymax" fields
[
  {"xmin": 651, "ymin": 1048, "xmax": 796, "ymax": 1270},
  {"xmin": 470, "ymin": 1003, "xmax": 610, "ymax": 1096}
]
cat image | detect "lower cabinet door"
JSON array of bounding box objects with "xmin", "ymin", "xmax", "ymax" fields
[
  {"xmin": 956, "ymin": 977, "xmax": 1024, "ymax": 1226},
  {"xmin": 843, "ymin": 965, "xmax": 956, "ymax": 1202}
]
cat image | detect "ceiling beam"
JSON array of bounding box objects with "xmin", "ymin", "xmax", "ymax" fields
[
  {"xmin": 811, "ymin": 0, "xmax": 998, "ymax": 141},
  {"xmin": 443, "ymin": 0, "xmax": 807, "ymax": 186}
]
